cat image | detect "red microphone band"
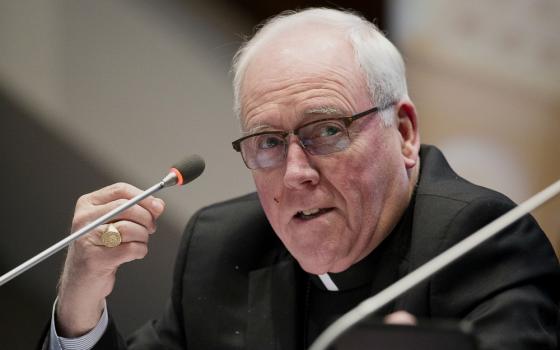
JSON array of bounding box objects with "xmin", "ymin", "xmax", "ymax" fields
[{"xmin": 170, "ymin": 167, "xmax": 184, "ymax": 186}]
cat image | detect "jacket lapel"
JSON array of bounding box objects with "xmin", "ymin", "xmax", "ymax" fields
[{"xmin": 247, "ymin": 258, "xmax": 302, "ymax": 350}]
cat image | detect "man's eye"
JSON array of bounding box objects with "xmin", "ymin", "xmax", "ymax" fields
[
  {"xmin": 319, "ymin": 125, "xmax": 342, "ymax": 137},
  {"xmin": 301, "ymin": 121, "xmax": 345, "ymax": 144},
  {"xmin": 257, "ymin": 135, "xmax": 283, "ymax": 149}
]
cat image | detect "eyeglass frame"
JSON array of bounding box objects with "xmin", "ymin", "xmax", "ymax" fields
[{"xmin": 231, "ymin": 102, "xmax": 395, "ymax": 169}]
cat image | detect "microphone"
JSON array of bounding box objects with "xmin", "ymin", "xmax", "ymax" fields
[
  {"xmin": 167, "ymin": 154, "xmax": 206, "ymax": 187},
  {"xmin": 0, "ymin": 155, "xmax": 205, "ymax": 287},
  {"xmin": 309, "ymin": 178, "xmax": 560, "ymax": 350}
]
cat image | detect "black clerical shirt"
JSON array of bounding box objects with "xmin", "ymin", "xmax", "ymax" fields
[{"xmin": 305, "ymin": 200, "xmax": 414, "ymax": 347}]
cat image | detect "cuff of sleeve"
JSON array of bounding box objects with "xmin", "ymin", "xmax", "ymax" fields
[{"xmin": 49, "ymin": 297, "xmax": 109, "ymax": 350}]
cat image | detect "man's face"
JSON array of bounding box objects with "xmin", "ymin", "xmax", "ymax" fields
[{"xmin": 240, "ymin": 27, "xmax": 414, "ymax": 274}]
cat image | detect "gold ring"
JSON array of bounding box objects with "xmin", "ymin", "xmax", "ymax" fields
[{"xmin": 101, "ymin": 223, "xmax": 122, "ymax": 248}]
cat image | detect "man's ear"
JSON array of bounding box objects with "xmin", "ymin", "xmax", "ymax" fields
[{"xmin": 396, "ymin": 101, "xmax": 420, "ymax": 169}]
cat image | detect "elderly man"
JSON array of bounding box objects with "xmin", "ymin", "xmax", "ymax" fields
[{"xmin": 45, "ymin": 8, "xmax": 559, "ymax": 350}]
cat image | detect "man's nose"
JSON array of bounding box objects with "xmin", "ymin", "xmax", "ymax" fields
[{"xmin": 283, "ymin": 140, "xmax": 320, "ymax": 189}]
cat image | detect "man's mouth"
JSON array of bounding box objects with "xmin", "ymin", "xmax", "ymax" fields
[{"xmin": 295, "ymin": 208, "xmax": 333, "ymax": 220}]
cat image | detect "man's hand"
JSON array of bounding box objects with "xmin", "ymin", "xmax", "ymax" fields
[
  {"xmin": 55, "ymin": 183, "xmax": 165, "ymax": 337},
  {"xmin": 384, "ymin": 310, "xmax": 417, "ymax": 325}
]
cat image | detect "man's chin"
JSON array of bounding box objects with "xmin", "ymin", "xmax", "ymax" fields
[{"xmin": 295, "ymin": 253, "xmax": 351, "ymax": 275}]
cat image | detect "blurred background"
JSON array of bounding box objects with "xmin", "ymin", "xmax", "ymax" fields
[{"xmin": 0, "ymin": 0, "xmax": 558, "ymax": 348}]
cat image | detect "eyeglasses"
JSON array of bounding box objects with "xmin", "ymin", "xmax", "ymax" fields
[{"xmin": 232, "ymin": 102, "xmax": 394, "ymax": 170}]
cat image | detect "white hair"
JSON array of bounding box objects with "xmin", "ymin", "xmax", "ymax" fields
[{"xmin": 232, "ymin": 8, "xmax": 409, "ymax": 127}]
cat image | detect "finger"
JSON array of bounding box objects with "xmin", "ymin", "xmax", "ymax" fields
[
  {"xmin": 112, "ymin": 242, "xmax": 149, "ymax": 264},
  {"xmin": 80, "ymin": 183, "xmax": 165, "ymax": 219},
  {"xmin": 95, "ymin": 241, "xmax": 149, "ymax": 266},
  {"xmin": 79, "ymin": 241, "xmax": 150, "ymax": 270},
  {"xmin": 76, "ymin": 200, "xmax": 157, "ymax": 233},
  {"xmin": 86, "ymin": 182, "xmax": 143, "ymax": 204},
  {"xmin": 384, "ymin": 311, "xmax": 417, "ymax": 325},
  {"xmin": 115, "ymin": 221, "xmax": 155, "ymax": 242},
  {"xmin": 90, "ymin": 221, "xmax": 152, "ymax": 247}
]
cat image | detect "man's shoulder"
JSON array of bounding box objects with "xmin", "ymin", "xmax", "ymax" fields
[
  {"xmin": 180, "ymin": 192, "xmax": 284, "ymax": 269},
  {"xmin": 411, "ymin": 145, "xmax": 522, "ymax": 262},
  {"xmin": 198, "ymin": 192, "xmax": 262, "ymax": 213},
  {"xmin": 411, "ymin": 145, "xmax": 556, "ymax": 278},
  {"xmin": 187, "ymin": 191, "xmax": 271, "ymax": 239}
]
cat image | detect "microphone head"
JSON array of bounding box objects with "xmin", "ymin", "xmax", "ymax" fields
[{"xmin": 170, "ymin": 154, "xmax": 205, "ymax": 186}]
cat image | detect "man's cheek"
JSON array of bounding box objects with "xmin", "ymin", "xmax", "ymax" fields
[{"xmin": 255, "ymin": 186, "xmax": 279, "ymax": 221}]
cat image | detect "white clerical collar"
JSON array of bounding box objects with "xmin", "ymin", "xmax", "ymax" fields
[{"xmin": 317, "ymin": 273, "xmax": 339, "ymax": 291}]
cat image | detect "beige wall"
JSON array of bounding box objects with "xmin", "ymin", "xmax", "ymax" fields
[{"xmin": 0, "ymin": 0, "xmax": 256, "ymax": 228}]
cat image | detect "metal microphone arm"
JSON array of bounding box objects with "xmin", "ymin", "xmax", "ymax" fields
[
  {"xmin": 0, "ymin": 172, "xmax": 178, "ymax": 287},
  {"xmin": 309, "ymin": 178, "xmax": 560, "ymax": 350}
]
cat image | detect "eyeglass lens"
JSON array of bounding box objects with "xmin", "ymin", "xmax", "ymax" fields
[{"xmin": 241, "ymin": 119, "xmax": 351, "ymax": 169}]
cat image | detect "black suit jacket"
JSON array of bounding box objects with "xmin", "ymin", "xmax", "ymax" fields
[{"xmin": 47, "ymin": 145, "xmax": 560, "ymax": 350}]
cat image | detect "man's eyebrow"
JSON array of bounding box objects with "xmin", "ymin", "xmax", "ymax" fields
[
  {"xmin": 303, "ymin": 106, "xmax": 345, "ymax": 116},
  {"xmin": 243, "ymin": 123, "xmax": 275, "ymax": 135},
  {"xmin": 242, "ymin": 106, "xmax": 345, "ymax": 135}
]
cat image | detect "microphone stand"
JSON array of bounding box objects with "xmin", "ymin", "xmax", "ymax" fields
[{"xmin": 0, "ymin": 172, "xmax": 178, "ymax": 287}]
